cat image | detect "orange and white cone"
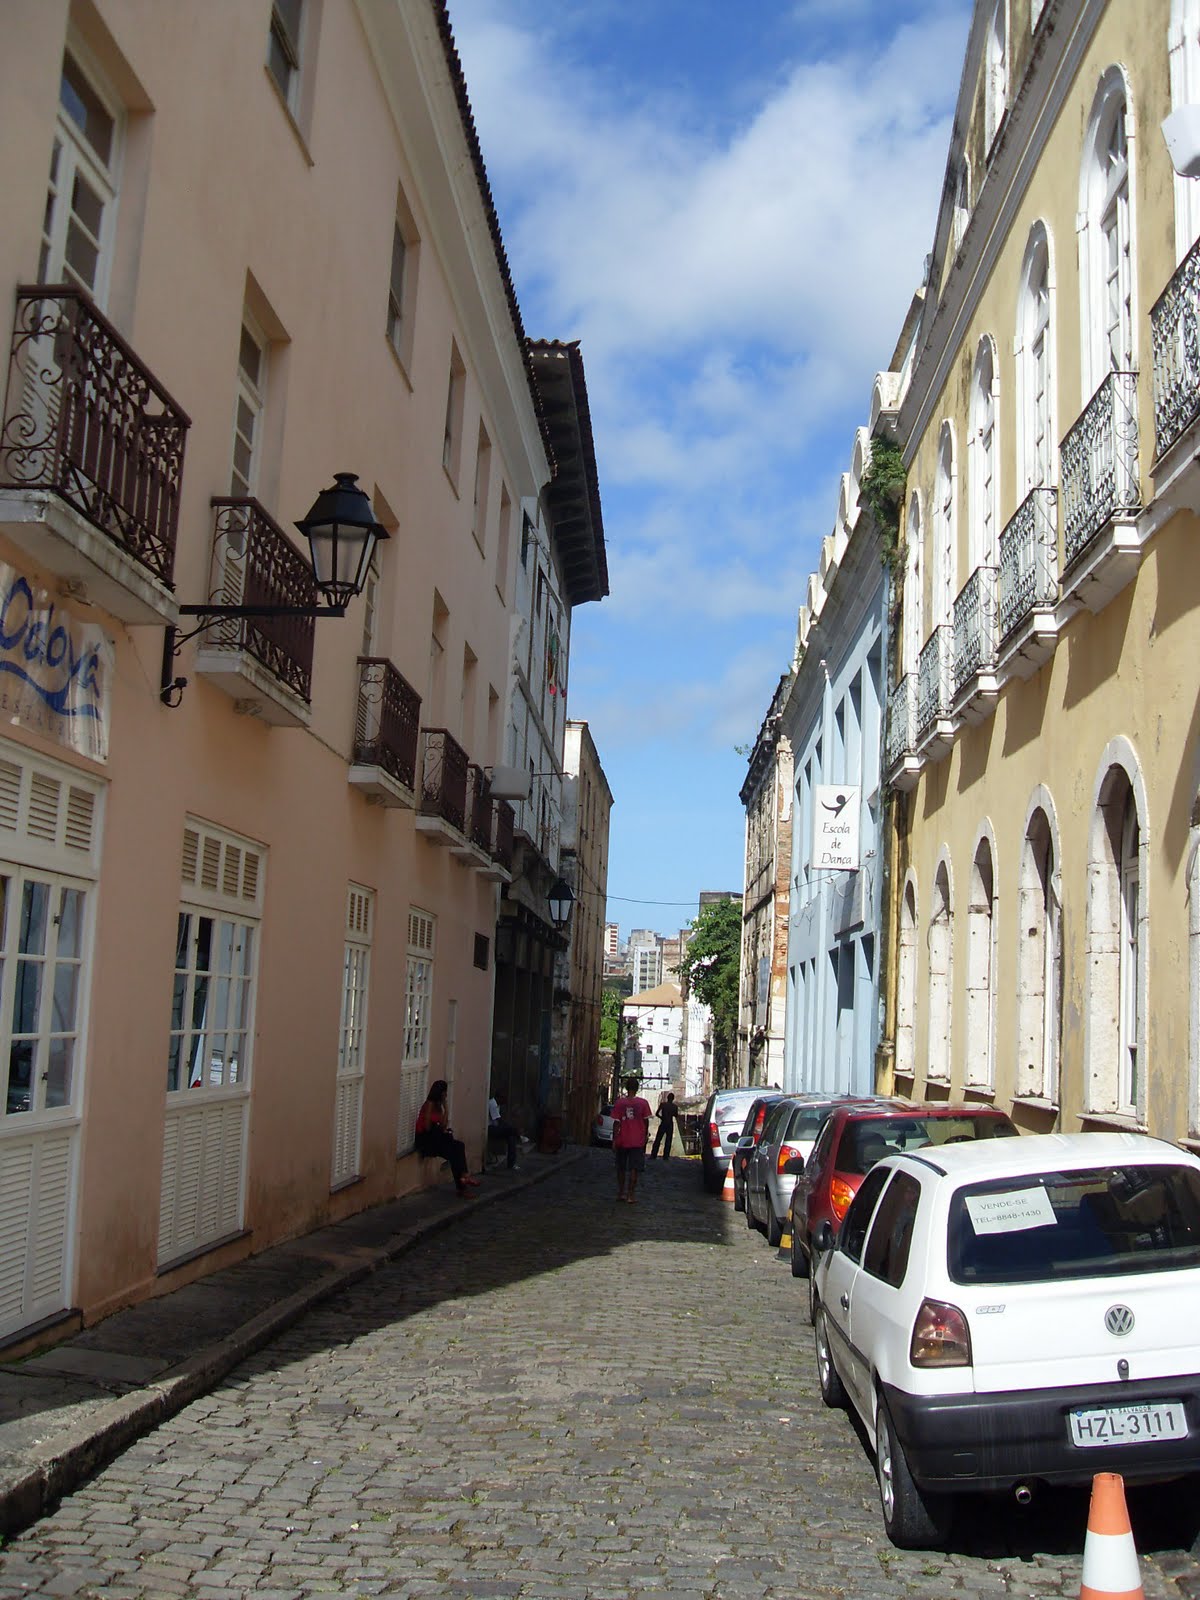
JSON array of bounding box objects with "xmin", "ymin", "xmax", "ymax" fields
[
  {"xmin": 721, "ymin": 1164, "xmax": 736, "ymax": 1202},
  {"xmin": 1079, "ymin": 1473, "xmax": 1144, "ymax": 1600}
]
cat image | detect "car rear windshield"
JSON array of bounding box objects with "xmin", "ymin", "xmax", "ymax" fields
[
  {"xmin": 785, "ymin": 1104, "xmax": 835, "ymax": 1143},
  {"xmin": 835, "ymin": 1115, "xmax": 1015, "ymax": 1176},
  {"xmin": 948, "ymin": 1164, "xmax": 1200, "ymax": 1284}
]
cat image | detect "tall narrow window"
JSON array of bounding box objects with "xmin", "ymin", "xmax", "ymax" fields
[
  {"xmin": 495, "ymin": 485, "xmax": 513, "ymax": 602},
  {"xmin": 985, "ymin": 0, "xmax": 1007, "ymax": 154},
  {"xmin": 1019, "ymin": 228, "xmax": 1054, "ymax": 491},
  {"xmin": 267, "ymin": 0, "xmax": 304, "ymax": 110},
  {"xmin": 1017, "ymin": 807, "xmax": 1060, "ymax": 1103},
  {"xmin": 332, "ymin": 885, "xmax": 373, "ymax": 1189},
  {"xmin": 384, "ymin": 187, "xmax": 420, "ymax": 373},
  {"xmin": 1168, "ymin": 1, "xmax": 1200, "ymax": 257},
  {"xmin": 442, "ymin": 343, "xmax": 466, "ymax": 482},
  {"xmin": 935, "ymin": 425, "xmax": 956, "ymax": 630},
  {"xmin": 472, "ymin": 423, "xmax": 492, "ymax": 554},
  {"xmin": 386, "ymin": 225, "xmax": 407, "ymax": 350},
  {"xmin": 965, "ymin": 839, "xmax": 997, "ymax": 1091},
  {"xmin": 927, "ymin": 864, "xmax": 952, "ymax": 1084},
  {"xmin": 1081, "ymin": 74, "xmax": 1136, "ymax": 393},
  {"xmin": 40, "ymin": 51, "xmax": 119, "ymax": 303},
  {"xmin": 970, "ymin": 342, "xmax": 998, "ymax": 570},
  {"xmin": 895, "ymin": 882, "xmax": 918, "ymax": 1081},
  {"xmin": 1118, "ymin": 793, "xmax": 1140, "ymax": 1112},
  {"xmin": 903, "ymin": 495, "xmax": 923, "ymax": 674},
  {"xmin": 231, "ymin": 318, "xmax": 267, "ymax": 499},
  {"xmin": 398, "ymin": 909, "xmax": 435, "ymax": 1155}
]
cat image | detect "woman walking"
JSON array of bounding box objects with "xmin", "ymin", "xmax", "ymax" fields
[{"xmin": 415, "ymin": 1079, "xmax": 478, "ymax": 1196}]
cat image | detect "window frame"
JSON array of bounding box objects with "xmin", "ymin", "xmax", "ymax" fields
[{"xmin": 40, "ymin": 45, "xmax": 122, "ymax": 307}]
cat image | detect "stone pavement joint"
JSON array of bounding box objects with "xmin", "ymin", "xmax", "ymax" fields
[{"xmin": 0, "ymin": 1153, "xmax": 583, "ymax": 1541}]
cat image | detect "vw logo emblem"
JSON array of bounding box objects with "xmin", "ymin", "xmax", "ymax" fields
[{"xmin": 1105, "ymin": 1304, "xmax": 1135, "ymax": 1336}]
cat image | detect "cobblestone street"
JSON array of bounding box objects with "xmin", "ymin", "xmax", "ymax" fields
[{"xmin": 2, "ymin": 1152, "xmax": 1200, "ymax": 1600}]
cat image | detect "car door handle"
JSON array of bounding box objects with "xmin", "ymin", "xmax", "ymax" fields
[{"xmin": 840, "ymin": 1294, "xmax": 849, "ymax": 1310}]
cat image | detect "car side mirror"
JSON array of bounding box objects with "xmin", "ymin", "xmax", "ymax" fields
[{"xmin": 813, "ymin": 1220, "xmax": 835, "ymax": 1256}]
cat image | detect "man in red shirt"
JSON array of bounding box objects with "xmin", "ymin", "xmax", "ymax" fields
[{"xmin": 610, "ymin": 1075, "xmax": 652, "ymax": 1204}]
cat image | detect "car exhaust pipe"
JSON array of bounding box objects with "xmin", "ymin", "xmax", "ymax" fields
[{"xmin": 1013, "ymin": 1484, "xmax": 1033, "ymax": 1506}]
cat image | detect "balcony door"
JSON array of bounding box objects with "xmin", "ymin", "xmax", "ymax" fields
[{"xmin": 39, "ymin": 49, "xmax": 120, "ymax": 303}]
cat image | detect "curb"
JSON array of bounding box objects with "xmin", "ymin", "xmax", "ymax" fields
[{"xmin": 0, "ymin": 1150, "xmax": 587, "ymax": 1539}]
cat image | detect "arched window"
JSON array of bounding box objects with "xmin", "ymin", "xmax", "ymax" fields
[
  {"xmin": 1017, "ymin": 806, "xmax": 1061, "ymax": 1103},
  {"xmin": 896, "ymin": 881, "xmax": 918, "ymax": 1081},
  {"xmin": 927, "ymin": 862, "xmax": 953, "ymax": 1084},
  {"xmin": 970, "ymin": 340, "xmax": 999, "ymax": 569},
  {"xmin": 935, "ymin": 425, "xmax": 956, "ymax": 629},
  {"xmin": 1085, "ymin": 757, "xmax": 1147, "ymax": 1118},
  {"xmin": 1080, "ymin": 72, "xmax": 1136, "ymax": 394},
  {"xmin": 1169, "ymin": 0, "xmax": 1200, "ymax": 256},
  {"xmin": 985, "ymin": 0, "xmax": 1008, "ymax": 154},
  {"xmin": 952, "ymin": 158, "xmax": 971, "ymax": 250},
  {"xmin": 965, "ymin": 835, "xmax": 997, "ymax": 1091},
  {"xmin": 1018, "ymin": 226, "xmax": 1055, "ymax": 493},
  {"xmin": 903, "ymin": 493, "xmax": 923, "ymax": 675}
]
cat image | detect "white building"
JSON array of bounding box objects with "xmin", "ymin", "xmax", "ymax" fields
[{"xmin": 621, "ymin": 981, "xmax": 682, "ymax": 1092}]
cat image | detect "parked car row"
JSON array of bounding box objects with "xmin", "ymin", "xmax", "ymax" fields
[{"xmin": 718, "ymin": 1087, "xmax": 1200, "ymax": 1551}]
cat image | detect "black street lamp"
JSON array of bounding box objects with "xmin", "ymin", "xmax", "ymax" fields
[
  {"xmin": 547, "ymin": 876, "xmax": 575, "ymax": 931},
  {"xmin": 160, "ymin": 473, "xmax": 388, "ymax": 707}
]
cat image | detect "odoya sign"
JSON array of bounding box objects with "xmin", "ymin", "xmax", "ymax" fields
[{"xmin": 0, "ymin": 566, "xmax": 113, "ymax": 761}]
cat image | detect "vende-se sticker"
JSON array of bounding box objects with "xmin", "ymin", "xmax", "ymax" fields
[{"xmin": 965, "ymin": 1188, "xmax": 1057, "ymax": 1234}]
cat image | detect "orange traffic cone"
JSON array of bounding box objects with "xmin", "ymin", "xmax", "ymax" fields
[
  {"xmin": 720, "ymin": 1164, "xmax": 736, "ymax": 1202},
  {"xmin": 1079, "ymin": 1473, "xmax": 1144, "ymax": 1600}
]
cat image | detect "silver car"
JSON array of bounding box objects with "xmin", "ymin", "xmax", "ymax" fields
[
  {"xmin": 746, "ymin": 1097, "xmax": 857, "ymax": 1247},
  {"xmin": 699, "ymin": 1086, "xmax": 768, "ymax": 1193}
]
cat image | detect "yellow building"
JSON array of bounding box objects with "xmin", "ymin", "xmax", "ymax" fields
[
  {"xmin": 0, "ymin": 1, "xmax": 596, "ymax": 1348},
  {"xmin": 883, "ymin": 0, "xmax": 1200, "ymax": 1143}
]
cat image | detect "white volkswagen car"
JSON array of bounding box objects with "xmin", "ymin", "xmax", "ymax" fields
[{"xmin": 811, "ymin": 1132, "xmax": 1200, "ymax": 1548}]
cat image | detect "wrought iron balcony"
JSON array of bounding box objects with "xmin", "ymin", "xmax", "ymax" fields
[
  {"xmin": 418, "ymin": 727, "xmax": 468, "ymax": 835},
  {"xmin": 350, "ymin": 657, "xmax": 421, "ymax": 803},
  {"xmin": 492, "ymin": 799, "xmax": 515, "ymax": 872},
  {"xmin": 999, "ymin": 486, "xmax": 1058, "ymax": 639},
  {"xmin": 916, "ymin": 625, "xmax": 953, "ymax": 739},
  {"xmin": 468, "ymin": 764, "xmax": 493, "ymax": 853},
  {"xmin": 1151, "ymin": 234, "xmax": 1200, "ymax": 461},
  {"xmin": 1060, "ymin": 369, "xmax": 1140, "ymax": 569},
  {"xmin": 193, "ymin": 498, "xmax": 315, "ymax": 720},
  {"xmin": 885, "ymin": 672, "xmax": 916, "ymax": 773},
  {"xmin": 0, "ymin": 285, "xmax": 189, "ymax": 621},
  {"xmin": 952, "ymin": 564, "xmax": 998, "ymax": 696}
]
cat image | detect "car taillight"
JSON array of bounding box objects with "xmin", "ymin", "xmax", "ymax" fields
[
  {"xmin": 777, "ymin": 1142, "xmax": 802, "ymax": 1175},
  {"xmin": 910, "ymin": 1299, "xmax": 972, "ymax": 1368},
  {"xmin": 829, "ymin": 1176, "xmax": 856, "ymax": 1220},
  {"xmin": 708, "ymin": 1122, "xmax": 721, "ymax": 1149}
]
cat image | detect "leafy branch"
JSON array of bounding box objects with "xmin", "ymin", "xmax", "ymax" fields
[{"xmin": 859, "ymin": 437, "xmax": 906, "ymax": 569}]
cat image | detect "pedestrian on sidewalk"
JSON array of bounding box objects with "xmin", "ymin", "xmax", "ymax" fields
[
  {"xmin": 649, "ymin": 1091, "xmax": 680, "ymax": 1160},
  {"xmin": 486, "ymin": 1092, "xmax": 522, "ymax": 1170},
  {"xmin": 415, "ymin": 1080, "xmax": 478, "ymax": 1196},
  {"xmin": 611, "ymin": 1075, "xmax": 652, "ymax": 1203}
]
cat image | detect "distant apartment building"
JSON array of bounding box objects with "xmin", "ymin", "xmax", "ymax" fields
[
  {"xmin": 621, "ymin": 982, "xmax": 683, "ymax": 1093},
  {"xmin": 738, "ymin": 674, "xmax": 793, "ymax": 1086},
  {"xmin": 631, "ymin": 941, "xmax": 663, "ymax": 994},
  {"xmin": 604, "ymin": 922, "xmax": 620, "ymax": 958}
]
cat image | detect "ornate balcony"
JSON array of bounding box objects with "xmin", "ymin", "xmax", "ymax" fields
[
  {"xmin": 1060, "ymin": 370, "xmax": 1143, "ymax": 613},
  {"xmin": 451, "ymin": 763, "xmax": 495, "ymax": 868},
  {"xmin": 998, "ymin": 485, "xmax": 1058, "ymax": 677},
  {"xmin": 950, "ymin": 564, "xmax": 1000, "ymax": 722},
  {"xmin": 884, "ymin": 672, "xmax": 921, "ymax": 792},
  {"xmin": 492, "ymin": 799, "xmax": 515, "ymax": 873},
  {"xmin": 916, "ymin": 625, "xmax": 955, "ymax": 757},
  {"xmin": 348, "ymin": 657, "xmax": 421, "ymax": 807},
  {"xmin": 415, "ymin": 727, "xmax": 469, "ymax": 846},
  {"xmin": 0, "ymin": 286, "xmax": 188, "ymax": 623},
  {"xmin": 192, "ymin": 498, "xmax": 315, "ymax": 724},
  {"xmin": 1151, "ymin": 234, "xmax": 1200, "ymax": 463}
]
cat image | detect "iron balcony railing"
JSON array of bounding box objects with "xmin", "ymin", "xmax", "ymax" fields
[
  {"xmin": 999, "ymin": 485, "xmax": 1058, "ymax": 638},
  {"xmin": 419, "ymin": 728, "xmax": 468, "ymax": 833},
  {"xmin": 952, "ymin": 564, "xmax": 998, "ymax": 695},
  {"xmin": 1060, "ymin": 369, "xmax": 1140, "ymax": 568},
  {"xmin": 492, "ymin": 798, "xmax": 515, "ymax": 872},
  {"xmin": 916, "ymin": 625, "xmax": 952, "ymax": 737},
  {"xmin": 203, "ymin": 498, "xmax": 316, "ymax": 701},
  {"xmin": 0, "ymin": 285, "xmax": 189, "ymax": 584},
  {"xmin": 885, "ymin": 672, "xmax": 917, "ymax": 771},
  {"xmin": 467, "ymin": 764, "xmax": 493, "ymax": 852},
  {"xmin": 1151, "ymin": 233, "xmax": 1200, "ymax": 460},
  {"xmin": 354, "ymin": 657, "xmax": 421, "ymax": 791}
]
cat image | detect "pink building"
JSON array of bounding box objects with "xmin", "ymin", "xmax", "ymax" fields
[{"xmin": 0, "ymin": 0, "xmax": 597, "ymax": 1348}]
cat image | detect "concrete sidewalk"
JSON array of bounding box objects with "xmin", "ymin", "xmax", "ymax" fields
[{"xmin": 0, "ymin": 1146, "xmax": 586, "ymax": 1539}]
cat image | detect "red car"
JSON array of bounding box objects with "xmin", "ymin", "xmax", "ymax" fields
[{"xmin": 788, "ymin": 1101, "xmax": 1018, "ymax": 1303}]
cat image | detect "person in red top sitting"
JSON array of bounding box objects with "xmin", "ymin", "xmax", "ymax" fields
[
  {"xmin": 610, "ymin": 1075, "xmax": 652, "ymax": 1204},
  {"xmin": 415, "ymin": 1079, "xmax": 478, "ymax": 1196}
]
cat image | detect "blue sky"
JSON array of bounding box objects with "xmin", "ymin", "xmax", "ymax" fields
[{"xmin": 451, "ymin": 0, "xmax": 972, "ymax": 937}]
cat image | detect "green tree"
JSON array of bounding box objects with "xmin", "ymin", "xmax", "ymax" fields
[
  {"xmin": 678, "ymin": 897, "xmax": 742, "ymax": 1089},
  {"xmin": 599, "ymin": 983, "xmax": 625, "ymax": 1051}
]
